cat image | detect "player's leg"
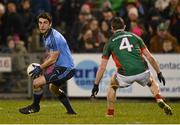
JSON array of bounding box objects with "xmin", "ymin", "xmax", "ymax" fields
[
  {"xmin": 46, "ymin": 67, "xmax": 76, "ymax": 114},
  {"xmin": 106, "ymin": 74, "xmax": 118, "ymax": 116},
  {"xmin": 49, "ymin": 83, "xmax": 76, "ymax": 114},
  {"xmin": 106, "ymin": 73, "xmax": 132, "ymax": 116},
  {"xmin": 19, "ymin": 76, "xmax": 46, "ymax": 114},
  {"xmin": 148, "ymin": 75, "xmax": 172, "ymax": 115}
]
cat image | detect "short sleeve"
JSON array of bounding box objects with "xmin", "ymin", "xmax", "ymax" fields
[
  {"xmin": 49, "ymin": 35, "xmax": 58, "ymax": 51},
  {"xmin": 102, "ymin": 41, "xmax": 111, "ymax": 59}
]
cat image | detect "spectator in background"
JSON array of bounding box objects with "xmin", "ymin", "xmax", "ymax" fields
[
  {"xmin": 50, "ymin": 0, "xmax": 66, "ymax": 34},
  {"xmin": 88, "ymin": 17, "xmax": 104, "ymax": 52},
  {"xmin": 163, "ymin": 0, "xmax": 179, "ymax": 20},
  {"xmin": 99, "ymin": 7, "xmax": 114, "ymax": 39},
  {"xmin": 19, "ymin": 0, "xmax": 35, "ymax": 48},
  {"xmin": 0, "ymin": 37, "xmax": 16, "ymax": 92},
  {"xmin": 150, "ymin": 22, "xmax": 180, "ymax": 53},
  {"xmin": 13, "ymin": 34, "xmax": 27, "ymax": 54},
  {"xmin": 82, "ymin": 28, "xmax": 95, "ymax": 53},
  {"xmin": 0, "ymin": 0, "xmax": 179, "ymax": 54},
  {"xmin": 80, "ymin": 3, "xmax": 92, "ymax": 18},
  {"xmin": 170, "ymin": 2, "xmax": 180, "ymax": 44},
  {"xmin": 0, "ymin": 3, "xmax": 6, "ymax": 46},
  {"xmin": 99, "ymin": 20, "xmax": 111, "ymax": 51},
  {"xmin": 119, "ymin": 0, "xmax": 136, "ymax": 20},
  {"xmin": 100, "ymin": 0, "xmax": 112, "ymax": 10},
  {"xmin": 77, "ymin": 26, "xmax": 97, "ymax": 53},
  {"xmin": 1, "ymin": 36, "xmax": 16, "ymax": 53},
  {"xmin": 147, "ymin": 0, "xmax": 167, "ymax": 37},
  {"xmin": 126, "ymin": 7, "xmax": 142, "ymax": 35},
  {"xmin": 162, "ymin": 39, "xmax": 179, "ymax": 53},
  {"xmin": 102, "ymin": 8, "xmax": 114, "ymax": 25},
  {"xmin": 55, "ymin": 0, "xmax": 87, "ymax": 40},
  {"xmin": 1, "ymin": 35, "xmax": 28, "ymax": 92},
  {"xmin": 30, "ymin": 0, "xmax": 51, "ymax": 15},
  {"xmin": 126, "ymin": 7, "xmax": 149, "ymax": 47},
  {"xmin": 3, "ymin": 2, "xmax": 25, "ymax": 45},
  {"xmin": 135, "ymin": 0, "xmax": 146, "ymax": 18},
  {"xmin": 70, "ymin": 4, "xmax": 92, "ymax": 52},
  {"xmin": 2, "ymin": 34, "xmax": 27, "ymax": 54},
  {"xmin": 119, "ymin": 0, "xmax": 145, "ymax": 21}
]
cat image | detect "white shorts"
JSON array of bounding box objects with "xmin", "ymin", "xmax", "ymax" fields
[{"xmin": 112, "ymin": 70, "xmax": 151, "ymax": 88}]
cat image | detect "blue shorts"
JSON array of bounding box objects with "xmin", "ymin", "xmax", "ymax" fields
[{"xmin": 44, "ymin": 66, "xmax": 75, "ymax": 86}]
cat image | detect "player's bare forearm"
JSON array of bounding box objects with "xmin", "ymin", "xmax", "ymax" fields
[
  {"xmin": 95, "ymin": 68, "xmax": 105, "ymax": 85},
  {"xmin": 41, "ymin": 51, "xmax": 59, "ymax": 69},
  {"xmin": 95, "ymin": 58, "xmax": 108, "ymax": 85},
  {"xmin": 148, "ymin": 56, "xmax": 161, "ymax": 73},
  {"xmin": 142, "ymin": 48, "xmax": 161, "ymax": 73}
]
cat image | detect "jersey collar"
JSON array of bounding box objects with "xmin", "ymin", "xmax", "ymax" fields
[
  {"xmin": 43, "ymin": 28, "xmax": 52, "ymax": 39},
  {"xmin": 114, "ymin": 29, "xmax": 125, "ymax": 33}
]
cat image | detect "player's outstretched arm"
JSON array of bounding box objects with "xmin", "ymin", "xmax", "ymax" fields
[
  {"xmin": 142, "ymin": 47, "xmax": 166, "ymax": 85},
  {"xmin": 91, "ymin": 58, "xmax": 108, "ymax": 98},
  {"xmin": 41, "ymin": 51, "xmax": 59, "ymax": 69}
]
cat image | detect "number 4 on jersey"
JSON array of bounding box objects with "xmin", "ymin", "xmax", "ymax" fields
[{"xmin": 119, "ymin": 37, "xmax": 133, "ymax": 52}]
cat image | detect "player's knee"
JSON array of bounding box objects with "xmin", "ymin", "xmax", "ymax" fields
[
  {"xmin": 32, "ymin": 76, "xmax": 46, "ymax": 89},
  {"xmin": 147, "ymin": 76, "xmax": 152, "ymax": 87},
  {"xmin": 147, "ymin": 77, "xmax": 155, "ymax": 87},
  {"xmin": 112, "ymin": 86, "xmax": 118, "ymax": 91},
  {"xmin": 109, "ymin": 84, "xmax": 118, "ymax": 91},
  {"xmin": 110, "ymin": 77, "xmax": 118, "ymax": 91},
  {"xmin": 147, "ymin": 82, "xmax": 152, "ymax": 87},
  {"xmin": 49, "ymin": 84, "xmax": 61, "ymax": 96},
  {"xmin": 33, "ymin": 87, "xmax": 43, "ymax": 94},
  {"xmin": 109, "ymin": 84, "xmax": 118, "ymax": 92},
  {"xmin": 33, "ymin": 79, "xmax": 42, "ymax": 89}
]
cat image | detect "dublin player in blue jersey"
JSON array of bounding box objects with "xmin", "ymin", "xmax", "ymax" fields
[{"xmin": 19, "ymin": 12, "xmax": 76, "ymax": 114}]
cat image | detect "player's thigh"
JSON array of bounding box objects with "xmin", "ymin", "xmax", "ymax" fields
[
  {"xmin": 49, "ymin": 83, "xmax": 59, "ymax": 96},
  {"xmin": 45, "ymin": 66, "xmax": 75, "ymax": 86},
  {"xmin": 135, "ymin": 70, "xmax": 151, "ymax": 86},
  {"xmin": 110, "ymin": 74, "xmax": 119, "ymax": 89},
  {"xmin": 33, "ymin": 76, "xmax": 46, "ymax": 89},
  {"xmin": 49, "ymin": 83, "xmax": 65, "ymax": 96},
  {"xmin": 110, "ymin": 73, "xmax": 131, "ymax": 88}
]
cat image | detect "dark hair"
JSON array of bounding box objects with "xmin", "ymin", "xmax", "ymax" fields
[
  {"xmin": 111, "ymin": 17, "xmax": 125, "ymax": 30},
  {"xmin": 37, "ymin": 12, "xmax": 52, "ymax": 23}
]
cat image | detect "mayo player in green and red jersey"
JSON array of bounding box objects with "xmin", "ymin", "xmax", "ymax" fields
[{"xmin": 91, "ymin": 17, "xmax": 172, "ymax": 116}]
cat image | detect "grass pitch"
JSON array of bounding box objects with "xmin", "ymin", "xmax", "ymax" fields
[{"xmin": 0, "ymin": 99, "xmax": 179, "ymax": 124}]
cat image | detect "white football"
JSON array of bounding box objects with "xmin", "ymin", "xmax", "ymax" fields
[{"xmin": 27, "ymin": 63, "xmax": 40, "ymax": 77}]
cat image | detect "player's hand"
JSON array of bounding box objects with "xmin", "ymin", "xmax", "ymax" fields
[
  {"xmin": 30, "ymin": 65, "xmax": 42, "ymax": 79},
  {"xmin": 91, "ymin": 84, "xmax": 99, "ymax": 98},
  {"xmin": 157, "ymin": 72, "xmax": 166, "ymax": 86}
]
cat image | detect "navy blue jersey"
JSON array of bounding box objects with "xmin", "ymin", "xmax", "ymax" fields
[{"xmin": 42, "ymin": 28, "xmax": 74, "ymax": 69}]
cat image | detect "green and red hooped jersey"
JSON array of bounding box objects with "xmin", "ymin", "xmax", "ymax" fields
[{"xmin": 102, "ymin": 31, "xmax": 148, "ymax": 76}]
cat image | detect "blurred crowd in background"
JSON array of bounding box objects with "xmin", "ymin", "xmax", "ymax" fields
[{"xmin": 0, "ymin": 0, "xmax": 180, "ymax": 54}]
